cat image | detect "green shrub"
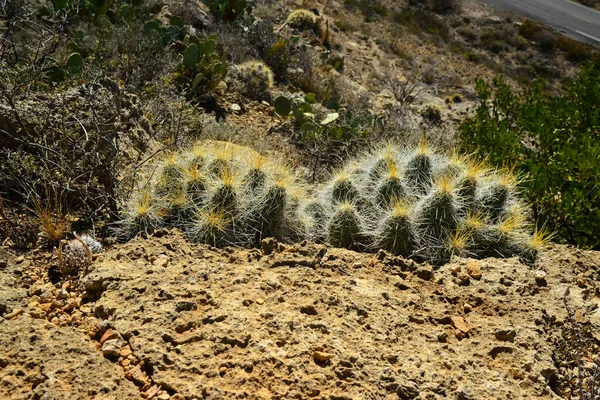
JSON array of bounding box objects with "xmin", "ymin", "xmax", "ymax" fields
[
  {"xmin": 459, "ymin": 63, "xmax": 600, "ymax": 249},
  {"xmin": 427, "ymin": 0, "xmax": 461, "ymax": 14},
  {"xmin": 202, "ymin": 0, "xmax": 248, "ymax": 22}
]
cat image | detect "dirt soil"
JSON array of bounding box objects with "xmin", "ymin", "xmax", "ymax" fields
[{"xmin": 1, "ymin": 230, "xmax": 600, "ymax": 399}]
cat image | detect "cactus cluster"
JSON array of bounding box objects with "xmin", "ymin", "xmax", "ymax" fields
[
  {"xmin": 299, "ymin": 141, "xmax": 546, "ymax": 266},
  {"xmin": 286, "ymin": 9, "xmax": 317, "ymax": 30},
  {"xmin": 234, "ymin": 60, "xmax": 274, "ymax": 100},
  {"xmin": 118, "ymin": 141, "xmax": 305, "ymax": 247},
  {"xmin": 119, "ymin": 140, "xmax": 546, "ymax": 266}
]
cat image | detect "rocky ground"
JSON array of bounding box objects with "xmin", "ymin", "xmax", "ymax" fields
[{"xmin": 1, "ymin": 230, "xmax": 599, "ymax": 399}]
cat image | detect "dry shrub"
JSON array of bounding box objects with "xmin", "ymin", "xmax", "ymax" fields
[
  {"xmin": 29, "ymin": 188, "xmax": 71, "ymax": 246},
  {"xmin": 0, "ymin": 195, "xmax": 37, "ymax": 250}
]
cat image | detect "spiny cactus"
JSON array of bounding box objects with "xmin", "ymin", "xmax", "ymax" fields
[
  {"xmin": 416, "ymin": 176, "xmax": 459, "ymax": 243},
  {"xmin": 375, "ymin": 160, "xmax": 406, "ymax": 207},
  {"xmin": 327, "ymin": 201, "xmax": 366, "ymax": 250},
  {"xmin": 119, "ymin": 141, "xmax": 307, "ymax": 247},
  {"xmin": 330, "ymin": 171, "xmax": 361, "ymax": 203},
  {"xmin": 188, "ymin": 208, "xmax": 235, "ymax": 248},
  {"xmin": 119, "ymin": 140, "xmax": 547, "ymax": 266},
  {"xmin": 300, "ymin": 200, "xmax": 328, "ymax": 243},
  {"xmin": 477, "ymin": 171, "xmax": 519, "ymax": 223},
  {"xmin": 301, "ymin": 141, "xmax": 543, "ymax": 266},
  {"xmin": 117, "ymin": 188, "xmax": 162, "ymax": 238},
  {"xmin": 235, "ymin": 60, "xmax": 274, "ymax": 100},
  {"xmin": 286, "ymin": 9, "xmax": 316, "ymax": 30},
  {"xmin": 155, "ymin": 153, "xmax": 185, "ymax": 197},
  {"xmin": 183, "ymin": 165, "xmax": 207, "ymax": 206},
  {"xmin": 404, "ymin": 140, "xmax": 434, "ymax": 196},
  {"xmin": 374, "ymin": 199, "xmax": 416, "ymax": 258}
]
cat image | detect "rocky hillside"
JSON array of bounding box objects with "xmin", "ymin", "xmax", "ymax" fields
[{"xmin": 1, "ymin": 230, "xmax": 599, "ymax": 399}]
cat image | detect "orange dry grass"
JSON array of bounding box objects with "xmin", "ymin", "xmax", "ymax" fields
[{"xmin": 30, "ymin": 189, "xmax": 71, "ymax": 245}]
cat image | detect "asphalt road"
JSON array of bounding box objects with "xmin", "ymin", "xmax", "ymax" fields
[{"xmin": 479, "ymin": 0, "xmax": 600, "ymax": 46}]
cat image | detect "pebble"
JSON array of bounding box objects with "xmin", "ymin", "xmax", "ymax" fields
[
  {"xmin": 144, "ymin": 384, "xmax": 160, "ymax": 399},
  {"xmin": 256, "ymin": 298, "xmax": 265, "ymax": 305},
  {"xmin": 120, "ymin": 345, "xmax": 133, "ymax": 358},
  {"xmin": 466, "ymin": 261, "xmax": 482, "ymax": 280},
  {"xmin": 451, "ymin": 265, "xmax": 462, "ymax": 276},
  {"xmin": 494, "ymin": 328, "xmax": 517, "ymax": 342},
  {"xmin": 102, "ymin": 338, "xmax": 124, "ymax": 357},
  {"xmin": 416, "ymin": 264, "xmax": 433, "ymax": 281},
  {"xmin": 100, "ymin": 329, "xmax": 123, "ymax": 344},
  {"xmin": 3, "ymin": 308, "xmax": 22, "ymax": 319},
  {"xmin": 153, "ymin": 254, "xmax": 169, "ymax": 268},
  {"xmin": 450, "ymin": 316, "xmax": 470, "ymax": 334},
  {"xmin": 313, "ymin": 351, "xmax": 332, "ymax": 362},
  {"xmin": 127, "ymin": 365, "xmax": 148, "ymax": 385}
]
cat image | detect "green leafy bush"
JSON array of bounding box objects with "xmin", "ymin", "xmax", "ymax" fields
[
  {"xmin": 202, "ymin": 0, "xmax": 248, "ymax": 22},
  {"xmin": 459, "ymin": 63, "xmax": 600, "ymax": 249}
]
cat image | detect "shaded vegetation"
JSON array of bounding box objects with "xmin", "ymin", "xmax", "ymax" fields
[{"xmin": 459, "ymin": 63, "xmax": 600, "ymax": 249}]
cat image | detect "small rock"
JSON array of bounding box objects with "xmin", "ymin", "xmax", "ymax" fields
[
  {"xmin": 39, "ymin": 289, "xmax": 54, "ymax": 304},
  {"xmin": 100, "ymin": 329, "xmax": 123, "ymax": 344},
  {"xmin": 15, "ymin": 256, "xmax": 25, "ymax": 263},
  {"xmin": 534, "ymin": 270, "xmax": 547, "ymax": 280},
  {"xmin": 313, "ymin": 351, "xmax": 332, "ymax": 362},
  {"xmin": 157, "ymin": 394, "xmax": 170, "ymax": 400},
  {"xmin": 450, "ymin": 316, "xmax": 470, "ymax": 334},
  {"xmin": 396, "ymin": 379, "xmax": 419, "ymax": 398},
  {"xmin": 102, "ymin": 338, "xmax": 124, "ymax": 357},
  {"xmin": 120, "ymin": 345, "xmax": 133, "ymax": 358},
  {"xmin": 57, "ymin": 289, "xmax": 69, "ymax": 299},
  {"xmin": 437, "ymin": 332, "xmax": 448, "ymax": 343},
  {"xmin": 415, "ymin": 264, "xmax": 433, "ymax": 281},
  {"xmin": 153, "ymin": 254, "xmax": 169, "ymax": 268},
  {"xmin": 127, "ymin": 365, "xmax": 148, "ymax": 385},
  {"xmin": 50, "ymin": 300, "xmax": 62, "ymax": 310},
  {"xmin": 230, "ymin": 103, "xmax": 241, "ymax": 112},
  {"xmin": 466, "ymin": 261, "xmax": 482, "ymax": 279},
  {"xmin": 145, "ymin": 385, "xmax": 161, "ymax": 399},
  {"xmin": 256, "ymin": 298, "xmax": 265, "ymax": 305},
  {"xmin": 409, "ymin": 314, "xmax": 426, "ymax": 324},
  {"xmin": 463, "ymin": 303, "xmax": 473, "ymax": 313},
  {"xmin": 494, "ymin": 328, "xmax": 517, "ymax": 342},
  {"xmin": 261, "ymin": 237, "xmax": 278, "ymax": 256},
  {"xmin": 3, "ymin": 308, "xmax": 22, "ymax": 319}
]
